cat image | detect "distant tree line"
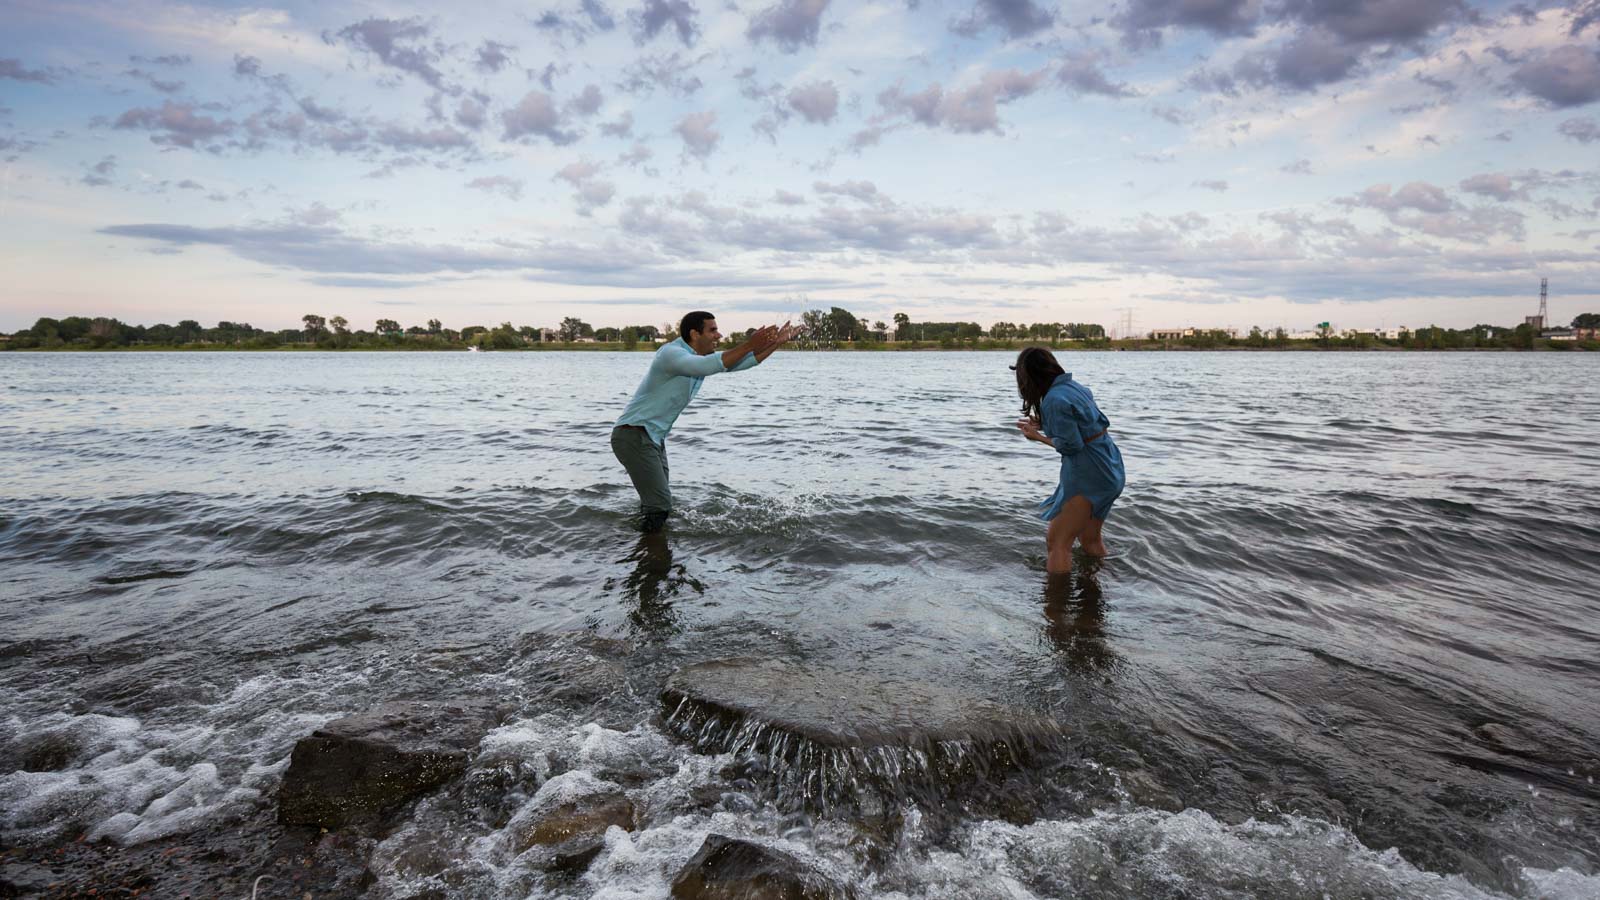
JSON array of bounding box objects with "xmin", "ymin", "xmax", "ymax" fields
[
  {"xmin": 787, "ymin": 307, "xmax": 1106, "ymax": 348},
  {"xmin": 1, "ymin": 315, "xmax": 664, "ymax": 350},
  {"xmin": 6, "ymin": 311, "xmax": 1594, "ymax": 351}
]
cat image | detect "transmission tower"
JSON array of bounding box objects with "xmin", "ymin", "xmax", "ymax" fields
[{"xmin": 1115, "ymin": 307, "xmax": 1136, "ymax": 341}]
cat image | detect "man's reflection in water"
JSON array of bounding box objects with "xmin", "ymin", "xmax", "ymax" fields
[
  {"xmin": 616, "ymin": 528, "xmax": 703, "ymax": 636},
  {"xmin": 1042, "ymin": 556, "xmax": 1118, "ymax": 674}
]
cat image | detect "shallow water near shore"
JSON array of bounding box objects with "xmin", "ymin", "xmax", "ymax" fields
[{"xmin": 2, "ymin": 350, "xmax": 1598, "ymax": 898}]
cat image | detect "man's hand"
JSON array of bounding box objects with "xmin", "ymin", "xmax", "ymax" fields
[
  {"xmin": 722, "ymin": 325, "xmax": 778, "ymax": 369},
  {"xmin": 750, "ymin": 321, "xmax": 800, "ymax": 363}
]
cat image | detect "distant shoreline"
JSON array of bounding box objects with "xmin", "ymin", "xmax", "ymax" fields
[{"xmin": 4, "ymin": 341, "xmax": 1595, "ymax": 353}]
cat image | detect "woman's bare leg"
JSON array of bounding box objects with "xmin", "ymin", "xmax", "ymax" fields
[
  {"xmin": 1078, "ymin": 517, "xmax": 1107, "ymax": 557},
  {"xmin": 1046, "ymin": 495, "xmax": 1093, "ymax": 575}
]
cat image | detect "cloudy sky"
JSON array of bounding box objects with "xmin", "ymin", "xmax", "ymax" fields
[{"xmin": 3, "ymin": 0, "xmax": 1599, "ymax": 334}]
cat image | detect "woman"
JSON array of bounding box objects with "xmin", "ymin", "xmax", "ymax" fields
[{"xmin": 1013, "ymin": 347, "xmax": 1125, "ymax": 575}]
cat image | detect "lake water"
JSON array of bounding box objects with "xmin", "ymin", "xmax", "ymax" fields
[{"xmin": 2, "ymin": 350, "xmax": 1598, "ymax": 898}]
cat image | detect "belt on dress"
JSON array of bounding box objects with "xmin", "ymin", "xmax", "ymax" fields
[{"xmin": 1084, "ymin": 428, "xmax": 1108, "ymax": 443}]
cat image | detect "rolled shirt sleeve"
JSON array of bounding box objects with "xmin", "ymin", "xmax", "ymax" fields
[
  {"xmin": 656, "ymin": 342, "xmax": 729, "ymax": 377},
  {"xmin": 727, "ymin": 351, "xmax": 760, "ymax": 372},
  {"xmin": 1042, "ymin": 394, "xmax": 1085, "ymax": 456}
]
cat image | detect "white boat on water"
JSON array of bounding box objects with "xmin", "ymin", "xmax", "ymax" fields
[{"xmin": 467, "ymin": 345, "xmax": 482, "ymax": 352}]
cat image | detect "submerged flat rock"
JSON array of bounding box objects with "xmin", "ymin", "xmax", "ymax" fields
[{"xmin": 662, "ymin": 658, "xmax": 1056, "ymax": 751}]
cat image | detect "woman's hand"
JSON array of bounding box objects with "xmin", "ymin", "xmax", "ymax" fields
[{"xmin": 1016, "ymin": 417, "xmax": 1048, "ymax": 444}]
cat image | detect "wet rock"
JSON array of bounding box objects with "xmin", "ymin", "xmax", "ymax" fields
[
  {"xmin": 500, "ymin": 771, "xmax": 635, "ymax": 872},
  {"xmin": 278, "ymin": 701, "xmax": 504, "ymax": 829},
  {"xmin": 660, "ymin": 658, "xmax": 1062, "ymax": 808},
  {"xmin": 11, "ymin": 729, "xmax": 79, "ymax": 772},
  {"xmin": 1474, "ymin": 723, "xmax": 1540, "ymax": 756},
  {"xmin": 670, "ymin": 834, "xmax": 853, "ymax": 900},
  {"xmin": 663, "ymin": 659, "xmax": 1052, "ymax": 749}
]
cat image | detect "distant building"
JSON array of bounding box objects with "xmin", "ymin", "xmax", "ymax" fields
[
  {"xmin": 540, "ymin": 328, "xmax": 559, "ymax": 342},
  {"xmin": 1545, "ymin": 329, "xmax": 1578, "ymax": 342},
  {"xmin": 1380, "ymin": 327, "xmax": 1408, "ymax": 340},
  {"xmin": 1148, "ymin": 328, "xmax": 1194, "ymax": 340},
  {"xmin": 1525, "ymin": 315, "xmax": 1546, "ymax": 331}
]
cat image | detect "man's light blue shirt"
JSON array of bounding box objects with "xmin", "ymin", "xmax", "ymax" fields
[{"xmin": 616, "ymin": 337, "xmax": 759, "ymax": 446}]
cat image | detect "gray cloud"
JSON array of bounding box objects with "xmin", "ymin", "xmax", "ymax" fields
[
  {"xmin": 177, "ymin": 179, "xmax": 204, "ymax": 190},
  {"xmin": 125, "ymin": 68, "xmax": 185, "ymax": 94},
  {"xmin": 1571, "ymin": 0, "xmax": 1600, "ymax": 35},
  {"xmin": 1057, "ymin": 52, "xmax": 1138, "ymax": 98},
  {"xmin": 617, "ymin": 142, "xmax": 653, "ymax": 168},
  {"xmin": 621, "ymin": 191, "xmax": 1000, "ymax": 255},
  {"xmin": 631, "ymin": 0, "xmax": 701, "ymax": 46},
  {"xmin": 1459, "ymin": 172, "xmax": 1524, "ymax": 201},
  {"xmin": 1114, "ymin": 0, "xmax": 1259, "ymax": 49},
  {"xmin": 877, "ymin": 68, "xmax": 1047, "ymax": 135},
  {"xmin": 1193, "ymin": 179, "xmax": 1229, "ymax": 192},
  {"xmin": 1281, "ymin": 158, "xmax": 1313, "ymax": 174},
  {"xmin": 674, "ymin": 110, "xmax": 720, "ymax": 157},
  {"xmin": 375, "ymin": 124, "xmax": 472, "ymax": 151},
  {"xmin": 332, "ymin": 18, "xmax": 450, "ymax": 91},
  {"xmin": 774, "ymin": 189, "xmax": 807, "ymax": 205},
  {"xmin": 1338, "ymin": 180, "xmax": 1526, "ymax": 241},
  {"xmin": 600, "ymin": 111, "xmax": 635, "ymax": 137},
  {"xmin": 618, "ymin": 52, "xmax": 705, "ymax": 96},
  {"xmin": 114, "ymin": 101, "xmax": 234, "ymax": 149},
  {"xmin": 814, "ymin": 179, "xmax": 882, "ymax": 203},
  {"xmin": 1559, "ymin": 116, "xmax": 1600, "ymax": 143},
  {"xmin": 1281, "ymin": 0, "xmax": 1465, "ymax": 45},
  {"xmin": 502, "ymin": 90, "xmax": 580, "ymax": 144},
  {"xmin": 788, "ymin": 80, "xmax": 840, "ymax": 123},
  {"xmin": 0, "ymin": 59, "xmax": 55, "ymax": 84},
  {"xmin": 1265, "ymin": 28, "xmax": 1365, "ymax": 90},
  {"xmin": 99, "ymin": 220, "xmax": 673, "ymax": 284},
  {"xmin": 583, "ymin": 0, "xmax": 619, "ymax": 30},
  {"xmin": 747, "ymin": 0, "xmax": 831, "ymax": 52},
  {"xmin": 1173, "ymin": 0, "xmax": 1465, "ymax": 94},
  {"xmin": 132, "ymin": 54, "xmax": 192, "ymax": 67},
  {"xmin": 952, "ymin": 0, "xmax": 1055, "ymax": 40},
  {"xmin": 1512, "ymin": 45, "xmax": 1600, "ymax": 108},
  {"xmin": 568, "ymin": 84, "xmax": 605, "ymax": 116},
  {"xmin": 475, "ymin": 41, "xmax": 515, "ymax": 73},
  {"xmin": 81, "ymin": 155, "xmax": 116, "ymax": 187},
  {"xmin": 467, "ymin": 175, "xmax": 524, "ymax": 200},
  {"xmin": 455, "ymin": 97, "xmax": 488, "ymax": 130}
]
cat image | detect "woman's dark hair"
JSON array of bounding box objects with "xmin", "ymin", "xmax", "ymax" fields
[
  {"xmin": 680, "ymin": 311, "xmax": 715, "ymax": 340},
  {"xmin": 1013, "ymin": 346, "xmax": 1065, "ymax": 422}
]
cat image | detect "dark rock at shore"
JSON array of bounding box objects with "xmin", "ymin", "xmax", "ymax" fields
[
  {"xmin": 278, "ymin": 701, "xmax": 504, "ymax": 830},
  {"xmin": 499, "ymin": 773, "xmax": 635, "ymax": 873},
  {"xmin": 670, "ymin": 834, "xmax": 854, "ymax": 900}
]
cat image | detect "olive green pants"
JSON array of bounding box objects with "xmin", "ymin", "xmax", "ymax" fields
[{"xmin": 611, "ymin": 425, "xmax": 670, "ymax": 529}]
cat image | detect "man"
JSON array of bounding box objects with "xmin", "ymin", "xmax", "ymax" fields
[{"xmin": 612, "ymin": 311, "xmax": 799, "ymax": 530}]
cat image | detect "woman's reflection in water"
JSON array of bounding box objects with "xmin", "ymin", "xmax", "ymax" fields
[
  {"xmin": 616, "ymin": 529, "xmax": 703, "ymax": 636},
  {"xmin": 1042, "ymin": 556, "xmax": 1118, "ymax": 675}
]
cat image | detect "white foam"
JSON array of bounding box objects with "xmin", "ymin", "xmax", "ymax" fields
[
  {"xmin": 877, "ymin": 809, "xmax": 1508, "ymax": 900},
  {"xmin": 0, "ymin": 669, "xmax": 356, "ymax": 847},
  {"xmin": 1520, "ymin": 866, "xmax": 1600, "ymax": 900}
]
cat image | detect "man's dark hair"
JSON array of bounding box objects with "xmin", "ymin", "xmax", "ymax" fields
[{"xmin": 680, "ymin": 311, "xmax": 715, "ymax": 340}]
